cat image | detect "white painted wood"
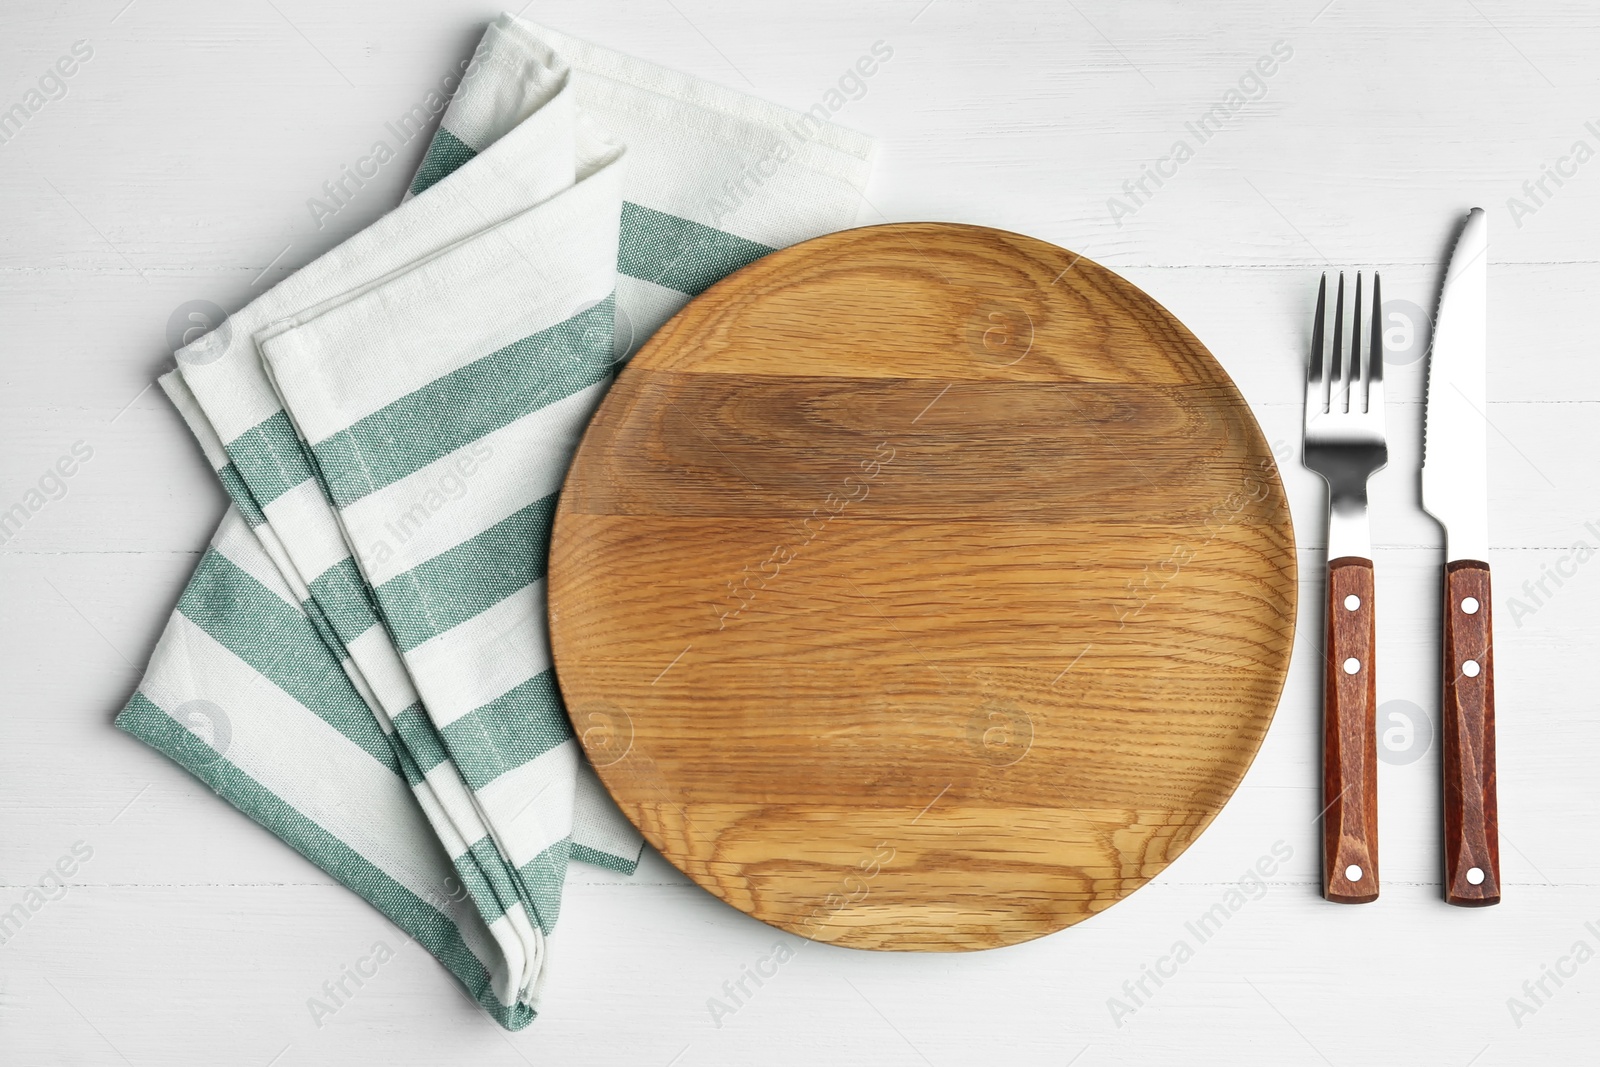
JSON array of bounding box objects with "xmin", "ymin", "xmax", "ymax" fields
[{"xmin": 3, "ymin": 0, "xmax": 1597, "ymax": 1062}]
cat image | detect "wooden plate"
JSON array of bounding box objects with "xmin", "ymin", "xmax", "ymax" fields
[{"xmin": 549, "ymin": 223, "xmax": 1296, "ymax": 950}]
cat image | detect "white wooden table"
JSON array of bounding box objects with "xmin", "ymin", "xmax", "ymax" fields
[{"xmin": 4, "ymin": 1, "xmax": 1596, "ymax": 1062}]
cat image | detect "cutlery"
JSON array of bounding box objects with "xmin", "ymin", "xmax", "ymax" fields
[
  {"xmin": 1423, "ymin": 207, "xmax": 1500, "ymax": 907},
  {"xmin": 1303, "ymin": 270, "xmax": 1386, "ymax": 904}
]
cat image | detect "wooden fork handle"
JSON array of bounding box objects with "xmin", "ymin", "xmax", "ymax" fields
[
  {"xmin": 1442, "ymin": 560, "xmax": 1501, "ymax": 906},
  {"xmin": 1323, "ymin": 556, "xmax": 1379, "ymax": 903}
]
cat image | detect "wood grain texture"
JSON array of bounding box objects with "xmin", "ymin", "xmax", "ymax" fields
[
  {"xmin": 1322, "ymin": 556, "xmax": 1379, "ymax": 904},
  {"xmin": 549, "ymin": 223, "xmax": 1298, "ymax": 950},
  {"xmin": 1442, "ymin": 560, "xmax": 1500, "ymax": 907}
]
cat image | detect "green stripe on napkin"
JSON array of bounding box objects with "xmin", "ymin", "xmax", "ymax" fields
[
  {"xmin": 441, "ymin": 671, "xmax": 573, "ymax": 791},
  {"xmin": 374, "ymin": 495, "xmax": 555, "ymax": 651},
  {"xmin": 178, "ymin": 549, "xmax": 400, "ymax": 771},
  {"xmin": 412, "ymin": 124, "xmax": 775, "ymax": 296},
  {"xmin": 618, "ymin": 201, "xmax": 773, "ymax": 295},
  {"xmin": 311, "ymin": 298, "xmax": 615, "ymax": 508}
]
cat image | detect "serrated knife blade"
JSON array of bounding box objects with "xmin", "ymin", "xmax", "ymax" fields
[
  {"xmin": 1422, "ymin": 206, "xmax": 1499, "ymax": 907},
  {"xmin": 1422, "ymin": 207, "xmax": 1489, "ymax": 562}
]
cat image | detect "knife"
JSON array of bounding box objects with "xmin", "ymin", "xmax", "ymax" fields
[{"xmin": 1421, "ymin": 207, "xmax": 1500, "ymax": 907}]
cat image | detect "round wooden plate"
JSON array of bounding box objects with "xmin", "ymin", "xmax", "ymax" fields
[{"xmin": 549, "ymin": 223, "xmax": 1296, "ymax": 950}]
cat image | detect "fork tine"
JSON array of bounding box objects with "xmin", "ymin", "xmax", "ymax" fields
[
  {"xmin": 1351, "ymin": 272, "xmax": 1364, "ymax": 410},
  {"xmin": 1330, "ymin": 272, "xmax": 1346, "ymax": 412},
  {"xmin": 1308, "ymin": 273, "xmax": 1327, "ymax": 415},
  {"xmin": 1369, "ymin": 272, "xmax": 1384, "ymax": 388}
]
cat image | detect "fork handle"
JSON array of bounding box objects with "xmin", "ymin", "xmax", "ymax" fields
[
  {"xmin": 1323, "ymin": 556, "xmax": 1379, "ymax": 904},
  {"xmin": 1442, "ymin": 560, "xmax": 1500, "ymax": 906}
]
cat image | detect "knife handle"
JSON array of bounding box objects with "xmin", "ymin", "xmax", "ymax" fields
[
  {"xmin": 1442, "ymin": 560, "xmax": 1500, "ymax": 906},
  {"xmin": 1322, "ymin": 557, "xmax": 1380, "ymax": 904}
]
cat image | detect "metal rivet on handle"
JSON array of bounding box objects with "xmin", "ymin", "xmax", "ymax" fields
[
  {"xmin": 1467, "ymin": 867, "xmax": 1485, "ymax": 886},
  {"xmin": 1344, "ymin": 594, "xmax": 1361, "ymax": 611},
  {"xmin": 1345, "ymin": 864, "xmax": 1363, "ymax": 882},
  {"xmin": 1462, "ymin": 660, "xmax": 1481, "ymax": 678},
  {"xmin": 1461, "ymin": 597, "xmax": 1480, "ymax": 615},
  {"xmin": 1343, "ymin": 658, "xmax": 1360, "ymax": 675}
]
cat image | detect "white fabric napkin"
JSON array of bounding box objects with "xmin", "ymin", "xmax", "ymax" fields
[{"xmin": 118, "ymin": 13, "xmax": 873, "ymax": 1028}]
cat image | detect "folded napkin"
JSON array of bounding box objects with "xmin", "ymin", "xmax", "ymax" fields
[{"xmin": 117, "ymin": 13, "xmax": 873, "ymax": 1028}]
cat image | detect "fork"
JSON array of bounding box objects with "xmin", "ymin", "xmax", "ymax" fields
[{"xmin": 1302, "ymin": 271, "xmax": 1387, "ymax": 904}]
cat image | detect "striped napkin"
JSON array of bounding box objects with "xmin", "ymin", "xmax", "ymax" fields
[{"xmin": 117, "ymin": 13, "xmax": 873, "ymax": 1029}]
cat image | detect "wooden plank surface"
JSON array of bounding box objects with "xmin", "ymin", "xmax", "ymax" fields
[{"xmin": 3, "ymin": 1, "xmax": 1598, "ymax": 1063}]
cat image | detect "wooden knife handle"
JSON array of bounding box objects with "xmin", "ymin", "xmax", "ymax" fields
[
  {"xmin": 1323, "ymin": 556, "xmax": 1379, "ymax": 904},
  {"xmin": 1443, "ymin": 560, "xmax": 1501, "ymax": 906}
]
